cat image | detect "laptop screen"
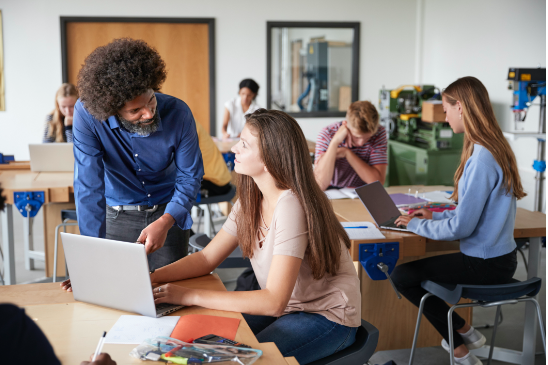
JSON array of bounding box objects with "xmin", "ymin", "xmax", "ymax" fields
[{"xmin": 355, "ymin": 181, "xmax": 401, "ymax": 225}]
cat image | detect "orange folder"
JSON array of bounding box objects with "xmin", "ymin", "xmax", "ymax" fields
[{"xmin": 170, "ymin": 314, "xmax": 240, "ymax": 341}]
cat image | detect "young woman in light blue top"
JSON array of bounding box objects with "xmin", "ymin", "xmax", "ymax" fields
[{"xmin": 392, "ymin": 77, "xmax": 526, "ymax": 365}]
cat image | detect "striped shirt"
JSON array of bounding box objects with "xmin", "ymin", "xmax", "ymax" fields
[
  {"xmin": 42, "ymin": 114, "xmax": 73, "ymax": 143},
  {"xmin": 315, "ymin": 122, "xmax": 387, "ymax": 188}
]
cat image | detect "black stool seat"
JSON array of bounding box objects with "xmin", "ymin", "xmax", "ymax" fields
[
  {"xmin": 189, "ymin": 233, "xmax": 251, "ymax": 269},
  {"xmin": 61, "ymin": 209, "xmax": 78, "ymax": 221},
  {"xmin": 421, "ymin": 277, "xmax": 542, "ymax": 305},
  {"xmin": 308, "ymin": 319, "xmax": 379, "ymax": 365},
  {"xmin": 196, "ymin": 185, "xmax": 237, "ymax": 205}
]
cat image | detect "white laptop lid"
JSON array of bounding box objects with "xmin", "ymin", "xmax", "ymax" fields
[
  {"xmin": 60, "ymin": 233, "xmax": 157, "ymax": 317},
  {"xmin": 29, "ymin": 143, "xmax": 74, "ymax": 172}
]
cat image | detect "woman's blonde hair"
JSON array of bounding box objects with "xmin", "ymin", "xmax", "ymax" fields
[
  {"xmin": 443, "ymin": 77, "xmax": 526, "ymax": 201},
  {"xmin": 48, "ymin": 83, "xmax": 78, "ymax": 142},
  {"xmin": 236, "ymin": 109, "xmax": 351, "ymax": 280}
]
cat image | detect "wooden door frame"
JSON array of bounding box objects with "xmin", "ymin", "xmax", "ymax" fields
[{"xmin": 60, "ymin": 16, "xmax": 216, "ymax": 135}]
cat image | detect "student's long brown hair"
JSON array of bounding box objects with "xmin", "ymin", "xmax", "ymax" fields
[
  {"xmin": 236, "ymin": 109, "xmax": 351, "ymax": 280},
  {"xmin": 443, "ymin": 77, "xmax": 525, "ymax": 201},
  {"xmin": 48, "ymin": 83, "xmax": 78, "ymax": 142}
]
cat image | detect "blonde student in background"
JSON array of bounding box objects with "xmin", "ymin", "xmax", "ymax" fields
[
  {"xmin": 43, "ymin": 83, "xmax": 78, "ymax": 143},
  {"xmin": 314, "ymin": 100, "xmax": 388, "ymax": 191},
  {"xmin": 222, "ymin": 79, "xmax": 260, "ymax": 139},
  {"xmin": 151, "ymin": 109, "xmax": 361, "ymax": 365},
  {"xmin": 393, "ymin": 77, "xmax": 525, "ymax": 365}
]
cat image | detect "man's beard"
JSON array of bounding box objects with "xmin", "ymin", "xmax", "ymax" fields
[{"xmin": 118, "ymin": 109, "xmax": 160, "ymax": 136}]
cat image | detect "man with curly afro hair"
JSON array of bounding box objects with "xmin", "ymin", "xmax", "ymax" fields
[{"xmin": 65, "ymin": 38, "xmax": 204, "ymax": 289}]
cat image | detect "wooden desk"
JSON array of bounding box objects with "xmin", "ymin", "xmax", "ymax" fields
[
  {"xmin": 0, "ymin": 170, "xmax": 78, "ymax": 283},
  {"xmin": 0, "ymin": 160, "xmax": 31, "ymax": 170},
  {"xmin": 332, "ymin": 185, "xmax": 546, "ymax": 361},
  {"xmin": 0, "ymin": 274, "xmax": 296, "ymax": 365}
]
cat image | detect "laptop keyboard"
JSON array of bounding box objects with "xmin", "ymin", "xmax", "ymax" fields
[
  {"xmin": 383, "ymin": 216, "xmax": 407, "ymax": 229},
  {"xmin": 156, "ymin": 303, "xmax": 173, "ymax": 310}
]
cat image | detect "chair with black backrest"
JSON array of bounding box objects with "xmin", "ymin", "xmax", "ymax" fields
[
  {"xmin": 189, "ymin": 233, "xmax": 251, "ymax": 270},
  {"xmin": 408, "ymin": 277, "xmax": 546, "ymax": 365},
  {"xmin": 53, "ymin": 209, "xmax": 78, "ymax": 283},
  {"xmin": 194, "ymin": 185, "xmax": 237, "ymax": 237}
]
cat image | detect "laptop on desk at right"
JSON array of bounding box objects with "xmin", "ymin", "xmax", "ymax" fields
[{"xmin": 354, "ymin": 181, "xmax": 411, "ymax": 232}]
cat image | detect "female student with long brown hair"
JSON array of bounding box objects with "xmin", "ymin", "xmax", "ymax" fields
[
  {"xmin": 43, "ymin": 83, "xmax": 78, "ymax": 143},
  {"xmin": 150, "ymin": 109, "xmax": 361, "ymax": 364},
  {"xmin": 393, "ymin": 77, "xmax": 525, "ymax": 365}
]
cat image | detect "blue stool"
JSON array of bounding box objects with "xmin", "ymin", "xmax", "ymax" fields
[
  {"xmin": 409, "ymin": 277, "xmax": 546, "ymax": 365},
  {"xmin": 308, "ymin": 320, "xmax": 379, "ymax": 365},
  {"xmin": 53, "ymin": 209, "xmax": 78, "ymax": 283},
  {"xmin": 194, "ymin": 185, "xmax": 237, "ymax": 237}
]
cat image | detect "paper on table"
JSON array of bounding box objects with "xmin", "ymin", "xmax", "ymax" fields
[
  {"xmin": 104, "ymin": 315, "xmax": 180, "ymax": 344},
  {"xmin": 418, "ymin": 190, "xmax": 454, "ymax": 203},
  {"xmin": 341, "ymin": 221, "xmax": 386, "ymax": 240},
  {"xmin": 325, "ymin": 188, "xmax": 358, "ymax": 200}
]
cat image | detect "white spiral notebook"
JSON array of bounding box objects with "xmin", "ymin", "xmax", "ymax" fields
[{"xmin": 341, "ymin": 221, "xmax": 386, "ymax": 240}]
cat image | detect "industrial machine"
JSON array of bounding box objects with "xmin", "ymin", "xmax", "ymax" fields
[
  {"xmin": 506, "ymin": 67, "xmax": 546, "ymax": 212},
  {"xmin": 379, "ymin": 85, "xmax": 464, "ymax": 186}
]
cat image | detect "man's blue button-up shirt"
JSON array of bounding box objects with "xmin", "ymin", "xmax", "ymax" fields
[{"xmin": 73, "ymin": 93, "xmax": 204, "ymax": 238}]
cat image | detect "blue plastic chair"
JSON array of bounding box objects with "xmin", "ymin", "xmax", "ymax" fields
[
  {"xmin": 408, "ymin": 277, "xmax": 546, "ymax": 365},
  {"xmin": 308, "ymin": 319, "xmax": 379, "ymax": 365}
]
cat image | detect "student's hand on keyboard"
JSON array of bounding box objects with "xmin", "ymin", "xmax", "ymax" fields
[
  {"xmin": 394, "ymin": 215, "xmax": 413, "ymax": 227},
  {"xmin": 409, "ymin": 208, "xmax": 433, "ymax": 220},
  {"xmin": 60, "ymin": 279, "xmax": 72, "ymax": 292},
  {"xmin": 153, "ymin": 283, "xmax": 192, "ymax": 306}
]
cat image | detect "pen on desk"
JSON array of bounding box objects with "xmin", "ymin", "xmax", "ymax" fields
[
  {"xmin": 345, "ymin": 226, "xmax": 369, "ymax": 229},
  {"xmin": 92, "ymin": 331, "xmax": 107, "ymax": 362}
]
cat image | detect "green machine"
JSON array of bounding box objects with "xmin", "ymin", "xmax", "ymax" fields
[{"xmin": 378, "ymin": 85, "xmax": 463, "ymax": 186}]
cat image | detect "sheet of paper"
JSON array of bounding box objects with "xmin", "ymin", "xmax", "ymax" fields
[
  {"xmin": 104, "ymin": 315, "xmax": 181, "ymax": 344},
  {"xmin": 341, "ymin": 221, "xmax": 386, "ymax": 240},
  {"xmin": 416, "ymin": 190, "xmax": 454, "ymax": 203},
  {"xmin": 325, "ymin": 188, "xmax": 358, "ymax": 200}
]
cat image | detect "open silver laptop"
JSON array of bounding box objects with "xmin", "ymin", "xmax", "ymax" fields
[
  {"xmin": 354, "ymin": 181, "xmax": 411, "ymax": 232},
  {"xmin": 29, "ymin": 143, "xmax": 74, "ymax": 172},
  {"xmin": 60, "ymin": 233, "xmax": 183, "ymax": 317}
]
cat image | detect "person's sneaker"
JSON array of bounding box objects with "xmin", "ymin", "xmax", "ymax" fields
[
  {"xmin": 441, "ymin": 326, "xmax": 486, "ymax": 352},
  {"xmin": 454, "ymin": 352, "xmax": 482, "ymax": 365}
]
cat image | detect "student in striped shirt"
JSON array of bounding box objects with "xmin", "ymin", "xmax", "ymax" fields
[
  {"xmin": 314, "ymin": 101, "xmax": 387, "ymax": 190},
  {"xmin": 42, "ymin": 83, "xmax": 78, "ymax": 143}
]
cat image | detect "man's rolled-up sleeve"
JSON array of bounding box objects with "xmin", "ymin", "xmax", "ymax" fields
[
  {"xmin": 164, "ymin": 109, "xmax": 204, "ymax": 230},
  {"xmin": 73, "ymin": 102, "xmax": 106, "ymax": 238}
]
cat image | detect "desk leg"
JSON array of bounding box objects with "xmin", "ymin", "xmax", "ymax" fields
[
  {"xmin": 522, "ymin": 236, "xmax": 541, "ymax": 365},
  {"xmin": 24, "ymin": 215, "xmax": 35, "ymax": 270},
  {"xmin": 1, "ymin": 204, "xmax": 15, "ymax": 285}
]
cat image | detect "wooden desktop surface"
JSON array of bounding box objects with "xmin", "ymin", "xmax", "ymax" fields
[{"xmin": 0, "ymin": 274, "xmax": 296, "ymax": 365}]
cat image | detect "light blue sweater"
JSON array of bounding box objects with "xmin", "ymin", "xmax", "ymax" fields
[{"xmin": 407, "ymin": 144, "xmax": 517, "ymax": 259}]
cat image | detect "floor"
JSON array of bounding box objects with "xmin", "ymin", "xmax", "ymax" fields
[{"xmin": 0, "ymin": 209, "xmax": 545, "ymax": 364}]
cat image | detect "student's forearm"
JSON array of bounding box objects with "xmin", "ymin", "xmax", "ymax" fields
[
  {"xmin": 152, "ymin": 251, "xmax": 214, "ymax": 284},
  {"xmin": 345, "ymin": 150, "xmax": 384, "ymax": 184},
  {"xmin": 314, "ymin": 143, "xmax": 339, "ymax": 190},
  {"xmin": 188, "ymin": 288, "xmax": 287, "ymax": 317}
]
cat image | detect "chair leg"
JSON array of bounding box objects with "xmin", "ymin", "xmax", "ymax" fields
[
  {"xmin": 448, "ymin": 306, "xmax": 457, "ymax": 365},
  {"xmin": 207, "ymin": 205, "xmax": 216, "ymax": 236},
  {"xmin": 63, "ymin": 221, "xmax": 69, "ymax": 279},
  {"xmin": 53, "ymin": 223, "xmax": 62, "ymax": 283},
  {"xmin": 526, "ymin": 298, "xmax": 547, "ymax": 354},
  {"xmin": 409, "ymin": 293, "xmax": 433, "ymax": 365},
  {"xmin": 196, "ymin": 207, "xmax": 203, "ymax": 234},
  {"xmin": 487, "ymin": 305, "xmax": 502, "ymax": 365}
]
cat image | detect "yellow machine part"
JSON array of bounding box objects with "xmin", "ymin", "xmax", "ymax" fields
[
  {"xmin": 400, "ymin": 114, "xmax": 420, "ymax": 121},
  {"xmin": 390, "ymin": 85, "xmax": 422, "ymax": 99}
]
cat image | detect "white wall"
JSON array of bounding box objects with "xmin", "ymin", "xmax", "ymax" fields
[
  {"xmin": 0, "ymin": 0, "xmax": 417, "ymax": 160},
  {"xmin": 420, "ymin": 0, "xmax": 546, "ymax": 211}
]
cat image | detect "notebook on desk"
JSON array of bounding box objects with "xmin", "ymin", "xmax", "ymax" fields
[{"xmin": 29, "ymin": 143, "xmax": 74, "ymax": 172}]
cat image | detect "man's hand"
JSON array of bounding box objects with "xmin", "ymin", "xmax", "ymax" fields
[
  {"xmin": 80, "ymin": 353, "xmax": 116, "ymax": 365},
  {"xmin": 153, "ymin": 283, "xmax": 194, "ymax": 306},
  {"xmin": 137, "ymin": 214, "xmax": 175, "ymax": 254},
  {"xmin": 332, "ymin": 121, "xmax": 350, "ymax": 146},
  {"xmin": 60, "ymin": 279, "xmax": 72, "ymax": 292},
  {"xmin": 65, "ymin": 116, "xmax": 73, "ymax": 126},
  {"xmin": 336, "ymin": 147, "xmax": 348, "ymax": 159}
]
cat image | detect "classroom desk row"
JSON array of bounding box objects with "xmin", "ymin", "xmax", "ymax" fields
[{"xmin": 0, "ymin": 274, "xmax": 298, "ymax": 365}]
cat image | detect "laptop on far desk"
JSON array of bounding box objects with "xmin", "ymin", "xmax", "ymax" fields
[
  {"xmin": 29, "ymin": 143, "xmax": 74, "ymax": 172},
  {"xmin": 60, "ymin": 233, "xmax": 183, "ymax": 318},
  {"xmin": 354, "ymin": 181, "xmax": 411, "ymax": 232}
]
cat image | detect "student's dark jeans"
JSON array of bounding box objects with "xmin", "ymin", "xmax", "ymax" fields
[
  {"xmin": 243, "ymin": 312, "xmax": 358, "ymax": 365},
  {"xmin": 391, "ymin": 249, "xmax": 517, "ymax": 349},
  {"xmin": 106, "ymin": 203, "xmax": 189, "ymax": 271}
]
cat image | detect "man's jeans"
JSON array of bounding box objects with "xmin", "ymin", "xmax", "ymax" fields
[
  {"xmin": 106, "ymin": 203, "xmax": 189, "ymax": 271},
  {"xmin": 243, "ymin": 311, "xmax": 358, "ymax": 365}
]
